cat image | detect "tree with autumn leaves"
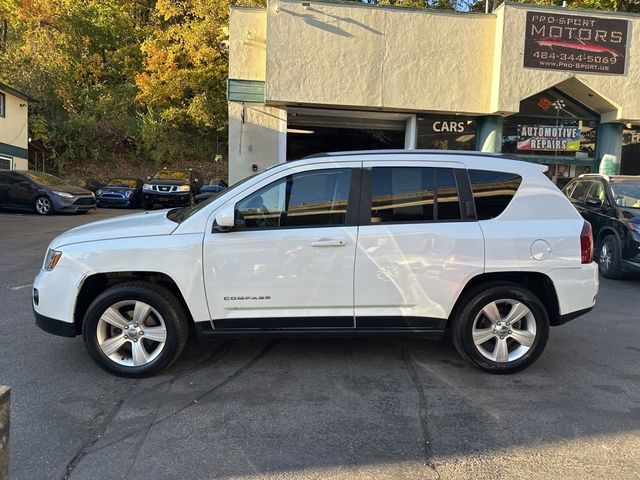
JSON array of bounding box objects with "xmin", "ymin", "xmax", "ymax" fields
[{"xmin": 0, "ymin": 0, "xmax": 638, "ymax": 171}]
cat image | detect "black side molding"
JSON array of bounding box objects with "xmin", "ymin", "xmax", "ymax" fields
[
  {"xmin": 34, "ymin": 309, "xmax": 76, "ymax": 337},
  {"xmin": 553, "ymin": 305, "xmax": 594, "ymax": 326}
]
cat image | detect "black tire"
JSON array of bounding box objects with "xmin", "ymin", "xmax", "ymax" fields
[
  {"xmin": 82, "ymin": 282, "xmax": 188, "ymax": 377},
  {"xmin": 143, "ymin": 202, "xmax": 154, "ymax": 211},
  {"xmin": 34, "ymin": 196, "xmax": 53, "ymax": 215},
  {"xmin": 451, "ymin": 283, "xmax": 549, "ymax": 374},
  {"xmin": 598, "ymin": 235, "xmax": 623, "ymax": 279}
]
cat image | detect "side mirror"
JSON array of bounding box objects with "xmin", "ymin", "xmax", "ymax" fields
[
  {"xmin": 213, "ymin": 204, "xmax": 235, "ymax": 232},
  {"xmin": 585, "ymin": 197, "xmax": 603, "ymax": 208}
]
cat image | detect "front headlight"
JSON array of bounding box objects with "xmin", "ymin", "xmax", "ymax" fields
[
  {"xmin": 143, "ymin": 183, "xmax": 153, "ymax": 191},
  {"xmin": 125, "ymin": 190, "xmax": 133, "ymax": 198},
  {"xmin": 43, "ymin": 249, "xmax": 62, "ymax": 271},
  {"xmin": 52, "ymin": 191, "xmax": 74, "ymax": 198},
  {"xmin": 96, "ymin": 189, "xmax": 102, "ymax": 196},
  {"xmin": 177, "ymin": 185, "xmax": 190, "ymax": 192}
]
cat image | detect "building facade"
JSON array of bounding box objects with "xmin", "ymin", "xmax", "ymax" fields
[
  {"xmin": 228, "ymin": 0, "xmax": 640, "ymax": 185},
  {"xmin": 0, "ymin": 83, "xmax": 31, "ymax": 171}
]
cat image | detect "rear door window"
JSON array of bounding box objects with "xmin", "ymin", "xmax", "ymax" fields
[
  {"xmin": 468, "ymin": 170, "xmax": 522, "ymax": 220},
  {"xmin": 369, "ymin": 167, "xmax": 462, "ymax": 223}
]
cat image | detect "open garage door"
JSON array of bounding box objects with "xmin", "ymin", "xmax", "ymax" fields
[{"xmin": 286, "ymin": 110, "xmax": 408, "ymax": 161}]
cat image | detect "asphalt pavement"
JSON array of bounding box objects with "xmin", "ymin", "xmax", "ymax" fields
[{"xmin": 1, "ymin": 208, "xmax": 639, "ymax": 480}]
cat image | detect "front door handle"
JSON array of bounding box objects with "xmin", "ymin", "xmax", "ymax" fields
[{"xmin": 310, "ymin": 239, "xmax": 346, "ymax": 247}]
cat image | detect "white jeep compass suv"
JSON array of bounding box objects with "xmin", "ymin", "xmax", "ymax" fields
[{"xmin": 33, "ymin": 151, "xmax": 598, "ymax": 377}]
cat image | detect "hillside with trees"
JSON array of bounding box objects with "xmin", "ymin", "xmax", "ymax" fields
[{"xmin": 0, "ymin": 0, "xmax": 637, "ymax": 177}]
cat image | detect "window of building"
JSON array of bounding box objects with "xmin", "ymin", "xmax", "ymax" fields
[
  {"xmin": 501, "ymin": 88, "xmax": 598, "ymax": 185},
  {"xmin": 0, "ymin": 156, "xmax": 11, "ymax": 170},
  {"xmin": 416, "ymin": 115, "xmax": 476, "ymax": 150},
  {"xmin": 370, "ymin": 167, "xmax": 462, "ymax": 223},
  {"xmin": 235, "ymin": 168, "xmax": 352, "ymax": 229},
  {"xmin": 468, "ymin": 170, "xmax": 522, "ymax": 220},
  {"xmin": 0, "ymin": 92, "xmax": 5, "ymax": 117}
]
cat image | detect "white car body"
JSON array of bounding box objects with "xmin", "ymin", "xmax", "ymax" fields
[{"xmin": 33, "ymin": 151, "xmax": 599, "ymax": 374}]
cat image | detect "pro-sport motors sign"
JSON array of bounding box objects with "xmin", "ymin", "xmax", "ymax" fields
[
  {"xmin": 524, "ymin": 11, "xmax": 629, "ymax": 74},
  {"xmin": 517, "ymin": 125, "xmax": 580, "ymax": 152}
]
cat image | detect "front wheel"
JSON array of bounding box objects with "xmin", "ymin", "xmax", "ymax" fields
[
  {"xmin": 599, "ymin": 235, "xmax": 623, "ymax": 279},
  {"xmin": 82, "ymin": 282, "xmax": 188, "ymax": 377},
  {"xmin": 451, "ymin": 283, "xmax": 549, "ymax": 374},
  {"xmin": 34, "ymin": 196, "xmax": 53, "ymax": 215}
]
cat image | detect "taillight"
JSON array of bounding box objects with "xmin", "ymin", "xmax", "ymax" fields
[{"xmin": 580, "ymin": 221, "xmax": 593, "ymax": 264}]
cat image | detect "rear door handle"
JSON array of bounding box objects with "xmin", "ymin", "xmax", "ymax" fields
[{"xmin": 310, "ymin": 239, "xmax": 346, "ymax": 247}]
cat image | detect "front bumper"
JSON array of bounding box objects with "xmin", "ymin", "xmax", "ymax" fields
[
  {"xmin": 143, "ymin": 192, "xmax": 191, "ymax": 207},
  {"xmin": 51, "ymin": 194, "xmax": 96, "ymax": 212},
  {"xmin": 34, "ymin": 308, "xmax": 76, "ymax": 337}
]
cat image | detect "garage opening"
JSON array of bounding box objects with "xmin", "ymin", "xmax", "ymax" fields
[{"xmin": 286, "ymin": 111, "xmax": 407, "ymax": 160}]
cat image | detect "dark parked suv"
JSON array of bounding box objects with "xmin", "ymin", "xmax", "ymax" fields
[
  {"xmin": 563, "ymin": 174, "xmax": 640, "ymax": 278},
  {"xmin": 142, "ymin": 169, "xmax": 201, "ymax": 210}
]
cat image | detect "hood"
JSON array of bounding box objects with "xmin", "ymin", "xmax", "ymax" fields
[
  {"xmin": 51, "ymin": 210, "xmax": 178, "ymax": 248},
  {"xmin": 148, "ymin": 179, "xmax": 190, "ymax": 186},
  {"xmin": 100, "ymin": 186, "xmax": 138, "ymax": 193},
  {"xmin": 617, "ymin": 207, "xmax": 640, "ymax": 222},
  {"xmin": 45, "ymin": 184, "xmax": 92, "ymax": 195}
]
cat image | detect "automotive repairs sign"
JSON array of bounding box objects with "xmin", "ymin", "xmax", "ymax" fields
[
  {"xmin": 517, "ymin": 125, "xmax": 580, "ymax": 151},
  {"xmin": 523, "ymin": 11, "xmax": 629, "ymax": 74}
]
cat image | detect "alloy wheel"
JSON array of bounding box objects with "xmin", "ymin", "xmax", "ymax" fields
[
  {"xmin": 471, "ymin": 299, "xmax": 537, "ymax": 363},
  {"xmin": 96, "ymin": 300, "xmax": 167, "ymax": 367},
  {"xmin": 36, "ymin": 197, "xmax": 51, "ymax": 215},
  {"xmin": 600, "ymin": 242, "xmax": 612, "ymax": 273}
]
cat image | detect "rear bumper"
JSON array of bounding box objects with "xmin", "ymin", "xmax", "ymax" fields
[{"xmin": 547, "ymin": 263, "xmax": 599, "ymax": 325}]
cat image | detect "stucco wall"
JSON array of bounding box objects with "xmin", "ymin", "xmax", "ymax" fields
[
  {"xmin": 496, "ymin": 4, "xmax": 640, "ymax": 121},
  {"xmin": 229, "ymin": 7, "xmax": 267, "ymax": 81},
  {"xmin": 0, "ymin": 90, "xmax": 28, "ymax": 150},
  {"xmin": 265, "ymin": 0, "xmax": 496, "ymax": 114},
  {"xmin": 228, "ymin": 102, "xmax": 285, "ymax": 184}
]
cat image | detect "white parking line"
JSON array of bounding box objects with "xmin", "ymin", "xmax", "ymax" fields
[{"xmin": 9, "ymin": 283, "xmax": 33, "ymax": 291}]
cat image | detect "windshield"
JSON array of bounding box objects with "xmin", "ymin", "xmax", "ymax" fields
[
  {"xmin": 167, "ymin": 173, "xmax": 260, "ymax": 224},
  {"xmin": 610, "ymin": 181, "xmax": 640, "ymax": 208},
  {"xmin": 153, "ymin": 170, "xmax": 190, "ymax": 181},
  {"xmin": 21, "ymin": 171, "xmax": 69, "ymax": 187},
  {"xmin": 107, "ymin": 178, "xmax": 138, "ymax": 188}
]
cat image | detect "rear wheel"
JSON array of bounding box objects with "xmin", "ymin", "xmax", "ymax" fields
[
  {"xmin": 34, "ymin": 196, "xmax": 53, "ymax": 215},
  {"xmin": 82, "ymin": 282, "xmax": 188, "ymax": 377},
  {"xmin": 451, "ymin": 283, "xmax": 549, "ymax": 374},
  {"xmin": 599, "ymin": 235, "xmax": 623, "ymax": 279}
]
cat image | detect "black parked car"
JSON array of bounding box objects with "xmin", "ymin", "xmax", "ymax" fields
[
  {"xmin": 563, "ymin": 174, "xmax": 640, "ymax": 278},
  {"xmin": 142, "ymin": 169, "xmax": 201, "ymax": 210},
  {"xmin": 0, "ymin": 170, "xmax": 96, "ymax": 215},
  {"xmin": 64, "ymin": 176, "xmax": 104, "ymax": 194},
  {"xmin": 96, "ymin": 178, "xmax": 144, "ymax": 208}
]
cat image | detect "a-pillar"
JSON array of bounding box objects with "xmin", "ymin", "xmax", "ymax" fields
[
  {"xmin": 476, "ymin": 116, "xmax": 504, "ymax": 153},
  {"xmin": 596, "ymin": 123, "xmax": 624, "ymax": 174}
]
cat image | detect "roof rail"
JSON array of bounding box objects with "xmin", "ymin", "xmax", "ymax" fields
[{"xmin": 579, "ymin": 173, "xmax": 609, "ymax": 181}]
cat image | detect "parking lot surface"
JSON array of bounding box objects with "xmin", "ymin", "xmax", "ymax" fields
[{"xmin": 1, "ymin": 209, "xmax": 640, "ymax": 480}]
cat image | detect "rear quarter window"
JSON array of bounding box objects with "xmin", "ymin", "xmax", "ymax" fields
[{"xmin": 468, "ymin": 169, "xmax": 523, "ymax": 220}]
